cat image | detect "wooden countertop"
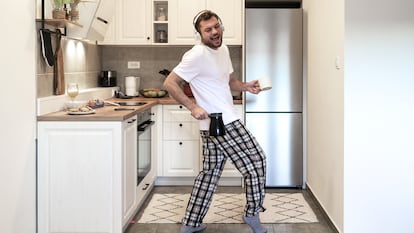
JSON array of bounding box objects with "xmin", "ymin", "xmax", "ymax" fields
[{"xmin": 37, "ymin": 96, "xmax": 242, "ymax": 122}]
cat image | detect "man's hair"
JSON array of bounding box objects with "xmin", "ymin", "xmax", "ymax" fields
[{"xmin": 193, "ymin": 10, "xmax": 221, "ymax": 33}]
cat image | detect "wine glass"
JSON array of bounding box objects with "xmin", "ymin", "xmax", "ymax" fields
[{"xmin": 67, "ymin": 83, "xmax": 79, "ymax": 102}]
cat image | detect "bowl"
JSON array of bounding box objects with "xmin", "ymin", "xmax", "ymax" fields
[
  {"xmin": 139, "ymin": 89, "xmax": 168, "ymax": 98},
  {"xmin": 64, "ymin": 101, "xmax": 87, "ymax": 110}
]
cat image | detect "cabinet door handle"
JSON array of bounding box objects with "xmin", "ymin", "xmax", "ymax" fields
[
  {"xmin": 179, "ymin": 123, "xmax": 183, "ymax": 127},
  {"xmin": 179, "ymin": 142, "xmax": 183, "ymax": 145},
  {"xmin": 147, "ymin": 37, "xmax": 150, "ymax": 40},
  {"xmin": 128, "ymin": 119, "xmax": 136, "ymax": 124},
  {"xmin": 179, "ymin": 105, "xmax": 183, "ymax": 109},
  {"xmin": 142, "ymin": 183, "xmax": 150, "ymax": 190},
  {"xmin": 96, "ymin": 17, "xmax": 108, "ymax": 24}
]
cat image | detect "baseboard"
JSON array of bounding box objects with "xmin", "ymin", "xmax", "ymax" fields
[{"xmin": 306, "ymin": 183, "xmax": 341, "ymax": 233}]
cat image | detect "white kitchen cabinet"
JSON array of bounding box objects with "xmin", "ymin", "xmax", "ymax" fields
[
  {"xmin": 101, "ymin": 0, "xmax": 170, "ymax": 45},
  {"xmin": 167, "ymin": 0, "xmax": 204, "ymax": 45},
  {"xmin": 102, "ymin": 0, "xmax": 241, "ymax": 45},
  {"xmin": 157, "ymin": 104, "xmax": 244, "ymax": 180},
  {"xmin": 68, "ymin": 0, "xmax": 116, "ymax": 41},
  {"xmin": 101, "ymin": 0, "xmax": 152, "ymax": 45},
  {"xmin": 161, "ymin": 105, "xmax": 200, "ymax": 176},
  {"xmin": 169, "ymin": 0, "xmax": 242, "ymax": 45},
  {"xmin": 37, "ymin": 116, "xmax": 137, "ymax": 233},
  {"xmin": 163, "ymin": 140, "xmax": 200, "ymax": 175},
  {"xmin": 116, "ymin": 0, "xmax": 152, "ymax": 44},
  {"xmin": 122, "ymin": 116, "xmax": 138, "ymax": 225},
  {"xmin": 207, "ymin": 0, "xmax": 242, "ymax": 45},
  {"xmin": 102, "ymin": 11, "xmax": 116, "ymax": 43}
]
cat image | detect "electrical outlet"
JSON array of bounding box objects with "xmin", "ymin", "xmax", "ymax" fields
[{"xmin": 128, "ymin": 61, "xmax": 140, "ymax": 69}]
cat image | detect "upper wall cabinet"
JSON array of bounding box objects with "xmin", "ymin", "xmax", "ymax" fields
[
  {"xmin": 68, "ymin": 0, "xmax": 116, "ymax": 41},
  {"xmin": 102, "ymin": 0, "xmax": 152, "ymax": 45},
  {"xmin": 36, "ymin": 0, "xmax": 115, "ymax": 41},
  {"xmin": 101, "ymin": 0, "xmax": 242, "ymax": 45},
  {"xmin": 169, "ymin": 0, "xmax": 242, "ymax": 45},
  {"xmin": 101, "ymin": 0, "xmax": 160, "ymax": 45},
  {"xmin": 210, "ymin": 0, "xmax": 243, "ymax": 45}
]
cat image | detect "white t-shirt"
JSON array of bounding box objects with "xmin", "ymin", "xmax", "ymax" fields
[{"xmin": 173, "ymin": 44, "xmax": 240, "ymax": 130}]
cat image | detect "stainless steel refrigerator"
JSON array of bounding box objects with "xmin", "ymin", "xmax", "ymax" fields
[{"xmin": 245, "ymin": 7, "xmax": 303, "ymax": 188}]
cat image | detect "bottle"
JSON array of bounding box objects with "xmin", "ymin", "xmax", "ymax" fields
[
  {"xmin": 209, "ymin": 113, "xmax": 226, "ymax": 136},
  {"xmin": 64, "ymin": 4, "xmax": 69, "ymax": 20},
  {"xmin": 158, "ymin": 7, "xmax": 166, "ymax": 21}
]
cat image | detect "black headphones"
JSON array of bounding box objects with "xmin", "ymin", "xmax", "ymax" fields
[{"xmin": 192, "ymin": 10, "xmax": 224, "ymax": 40}]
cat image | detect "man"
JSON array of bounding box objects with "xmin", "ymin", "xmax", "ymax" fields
[{"xmin": 163, "ymin": 10, "xmax": 267, "ymax": 233}]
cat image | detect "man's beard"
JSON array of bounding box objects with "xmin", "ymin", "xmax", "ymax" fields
[{"xmin": 201, "ymin": 33, "xmax": 222, "ymax": 49}]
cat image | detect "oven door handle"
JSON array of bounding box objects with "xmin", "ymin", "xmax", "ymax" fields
[{"xmin": 138, "ymin": 120, "xmax": 155, "ymax": 132}]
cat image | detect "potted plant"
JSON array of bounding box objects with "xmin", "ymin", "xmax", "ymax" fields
[
  {"xmin": 52, "ymin": 0, "xmax": 73, "ymax": 19},
  {"xmin": 69, "ymin": 0, "xmax": 81, "ymax": 21}
]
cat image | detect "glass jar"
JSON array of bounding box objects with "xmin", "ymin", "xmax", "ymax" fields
[
  {"xmin": 157, "ymin": 30, "xmax": 167, "ymax": 43},
  {"xmin": 157, "ymin": 7, "xmax": 166, "ymax": 21}
]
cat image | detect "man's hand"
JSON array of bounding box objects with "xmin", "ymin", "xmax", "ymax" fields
[
  {"xmin": 190, "ymin": 106, "xmax": 209, "ymax": 120},
  {"xmin": 245, "ymin": 80, "xmax": 261, "ymax": 94},
  {"xmin": 229, "ymin": 74, "xmax": 261, "ymax": 94}
]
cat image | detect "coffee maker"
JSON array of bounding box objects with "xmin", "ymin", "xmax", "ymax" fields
[{"xmin": 99, "ymin": 70, "xmax": 117, "ymax": 87}]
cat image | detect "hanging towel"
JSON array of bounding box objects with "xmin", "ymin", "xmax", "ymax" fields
[
  {"xmin": 39, "ymin": 29, "xmax": 55, "ymax": 67},
  {"xmin": 53, "ymin": 29, "xmax": 65, "ymax": 95}
]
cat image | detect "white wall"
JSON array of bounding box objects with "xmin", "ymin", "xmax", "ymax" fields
[
  {"xmin": 305, "ymin": 0, "xmax": 414, "ymax": 232},
  {"xmin": 0, "ymin": 1, "xmax": 37, "ymax": 233},
  {"xmin": 344, "ymin": 0, "xmax": 414, "ymax": 232},
  {"xmin": 303, "ymin": 0, "xmax": 344, "ymax": 231}
]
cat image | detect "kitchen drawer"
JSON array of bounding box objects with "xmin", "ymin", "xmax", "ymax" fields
[
  {"xmin": 163, "ymin": 105, "xmax": 196, "ymax": 122},
  {"xmin": 163, "ymin": 140, "xmax": 200, "ymax": 176},
  {"xmin": 163, "ymin": 122, "xmax": 199, "ymax": 140}
]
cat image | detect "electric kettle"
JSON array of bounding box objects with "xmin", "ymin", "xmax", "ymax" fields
[{"xmin": 125, "ymin": 76, "xmax": 140, "ymax": 96}]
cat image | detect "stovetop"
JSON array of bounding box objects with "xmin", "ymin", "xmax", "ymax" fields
[{"xmin": 115, "ymin": 101, "xmax": 147, "ymax": 106}]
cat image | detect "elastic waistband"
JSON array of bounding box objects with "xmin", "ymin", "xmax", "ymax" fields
[{"xmin": 200, "ymin": 120, "xmax": 241, "ymax": 136}]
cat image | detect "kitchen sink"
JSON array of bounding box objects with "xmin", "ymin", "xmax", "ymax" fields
[{"xmin": 115, "ymin": 102, "xmax": 147, "ymax": 106}]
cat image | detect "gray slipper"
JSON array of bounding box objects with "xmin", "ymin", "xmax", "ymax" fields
[
  {"xmin": 243, "ymin": 215, "xmax": 267, "ymax": 233},
  {"xmin": 180, "ymin": 223, "xmax": 207, "ymax": 233}
]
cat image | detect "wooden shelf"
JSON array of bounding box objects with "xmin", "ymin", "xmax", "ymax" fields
[{"xmin": 36, "ymin": 19, "xmax": 83, "ymax": 28}]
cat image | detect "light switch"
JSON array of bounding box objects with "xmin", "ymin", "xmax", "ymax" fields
[{"xmin": 335, "ymin": 56, "xmax": 341, "ymax": 70}]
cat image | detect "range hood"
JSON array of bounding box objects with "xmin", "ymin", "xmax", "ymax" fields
[{"xmin": 67, "ymin": 0, "xmax": 115, "ymax": 41}]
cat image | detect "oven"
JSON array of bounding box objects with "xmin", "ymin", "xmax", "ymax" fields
[{"xmin": 136, "ymin": 108, "xmax": 154, "ymax": 186}]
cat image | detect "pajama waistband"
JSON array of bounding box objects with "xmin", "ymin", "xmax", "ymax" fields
[{"xmin": 200, "ymin": 120, "xmax": 242, "ymax": 136}]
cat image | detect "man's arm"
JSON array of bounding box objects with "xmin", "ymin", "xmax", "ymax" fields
[
  {"xmin": 228, "ymin": 73, "xmax": 261, "ymax": 94},
  {"xmin": 163, "ymin": 72, "xmax": 208, "ymax": 120}
]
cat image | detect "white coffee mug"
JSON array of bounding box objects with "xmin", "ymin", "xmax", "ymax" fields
[{"xmin": 258, "ymin": 77, "xmax": 272, "ymax": 91}]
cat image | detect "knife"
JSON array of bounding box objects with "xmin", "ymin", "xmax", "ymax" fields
[
  {"xmin": 104, "ymin": 101, "xmax": 120, "ymax": 106},
  {"xmin": 114, "ymin": 107, "xmax": 135, "ymax": 111}
]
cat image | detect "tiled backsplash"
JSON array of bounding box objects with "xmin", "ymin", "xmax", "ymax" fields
[{"xmin": 101, "ymin": 45, "xmax": 243, "ymax": 97}]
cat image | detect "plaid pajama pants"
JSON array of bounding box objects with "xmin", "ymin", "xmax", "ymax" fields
[{"xmin": 182, "ymin": 120, "xmax": 266, "ymax": 227}]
